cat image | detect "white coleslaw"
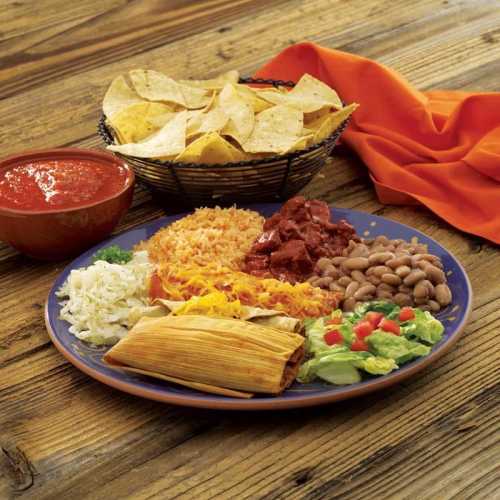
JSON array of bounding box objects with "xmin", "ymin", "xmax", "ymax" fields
[{"xmin": 56, "ymin": 251, "xmax": 154, "ymax": 345}]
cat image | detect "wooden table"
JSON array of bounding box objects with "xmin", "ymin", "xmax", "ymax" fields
[{"xmin": 1, "ymin": 1, "xmax": 499, "ymax": 498}]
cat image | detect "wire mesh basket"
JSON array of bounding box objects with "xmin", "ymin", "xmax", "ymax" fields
[{"xmin": 98, "ymin": 77, "xmax": 351, "ymax": 206}]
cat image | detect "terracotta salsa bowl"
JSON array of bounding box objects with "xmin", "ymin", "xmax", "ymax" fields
[{"xmin": 0, "ymin": 148, "xmax": 135, "ymax": 260}]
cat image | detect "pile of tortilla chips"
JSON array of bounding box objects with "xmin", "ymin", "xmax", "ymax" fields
[{"xmin": 103, "ymin": 69, "xmax": 358, "ymax": 164}]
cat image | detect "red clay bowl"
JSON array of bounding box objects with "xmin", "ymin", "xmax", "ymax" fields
[{"xmin": 0, "ymin": 148, "xmax": 135, "ymax": 261}]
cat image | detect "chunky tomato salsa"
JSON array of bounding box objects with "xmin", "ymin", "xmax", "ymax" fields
[{"xmin": 0, "ymin": 159, "xmax": 128, "ymax": 211}]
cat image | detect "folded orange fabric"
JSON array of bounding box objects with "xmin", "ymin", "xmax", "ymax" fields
[{"xmin": 255, "ymin": 42, "xmax": 500, "ymax": 244}]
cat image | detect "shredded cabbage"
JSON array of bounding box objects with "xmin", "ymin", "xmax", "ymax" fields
[{"xmin": 56, "ymin": 251, "xmax": 153, "ymax": 345}]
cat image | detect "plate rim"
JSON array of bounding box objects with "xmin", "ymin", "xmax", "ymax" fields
[{"xmin": 45, "ymin": 205, "xmax": 473, "ymax": 410}]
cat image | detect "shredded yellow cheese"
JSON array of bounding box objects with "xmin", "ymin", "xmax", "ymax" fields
[
  {"xmin": 174, "ymin": 292, "xmax": 243, "ymax": 318},
  {"xmin": 155, "ymin": 264, "xmax": 340, "ymax": 319}
]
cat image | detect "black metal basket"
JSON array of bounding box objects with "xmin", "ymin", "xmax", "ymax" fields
[{"xmin": 98, "ymin": 77, "xmax": 350, "ymax": 206}]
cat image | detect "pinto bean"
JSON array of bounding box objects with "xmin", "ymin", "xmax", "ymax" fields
[
  {"xmin": 314, "ymin": 276, "xmax": 333, "ymax": 288},
  {"xmin": 403, "ymin": 269, "xmax": 427, "ymax": 286},
  {"xmin": 372, "ymin": 265, "xmax": 392, "ymax": 277},
  {"xmin": 414, "ymin": 280, "xmax": 430, "ymax": 299},
  {"xmin": 435, "ymin": 284, "xmax": 452, "ymax": 305},
  {"xmin": 414, "ymin": 296, "xmax": 429, "ymax": 305},
  {"xmin": 323, "ymin": 265, "xmax": 339, "ymax": 279},
  {"xmin": 351, "ymin": 270, "xmax": 367, "ymax": 283},
  {"xmin": 368, "ymin": 252, "xmax": 395, "ymax": 265},
  {"xmin": 428, "ymin": 300, "xmax": 441, "ymax": 312},
  {"xmin": 376, "ymin": 289, "xmax": 394, "ymax": 300},
  {"xmin": 416, "ymin": 260, "xmax": 432, "ymax": 271},
  {"xmin": 331, "ymin": 256, "xmax": 347, "ymax": 266},
  {"xmin": 345, "ymin": 281, "xmax": 360, "ymax": 298},
  {"xmin": 343, "ymin": 257, "xmax": 370, "ymax": 270},
  {"xmin": 386, "ymin": 255, "xmax": 412, "ymax": 269},
  {"xmin": 338, "ymin": 276, "xmax": 352, "ymax": 287},
  {"xmin": 411, "ymin": 253, "xmax": 440, "ymax": 266},
  {"xmin": 349, "ymin": 244, "xmax": 369, "ymax": 258},
  {"xmin": 315, "ymin": 257, "xmax": 332, "ymax": 272},
  {"xmin": 354, "ymin": 284, "xmax": 377, "ymax": 300},
  {"xmin": 342, "ymin": 297, "xmax": 357, "ymax": 312},
  {"xmin": 374, "ymin": 235, "xmax": 390, "ymax": 245},
  {"xmin": 330, "ymin": 283, "xmax": 345, "ymax": 293},
  {"xmin": 394, "ymin": 265, "xmax": 412, "ymax": 278},
  {"xmin": 378, "ymin": 282, "xmax": 396, "ymax": 293},
  {"xmin": 394, "ymin": 293, "xmax": 413, "ymax": 306},
  {"xmin": 366, "ymin": 275, "xmax": 381, "ymax": 286},
  {"xmin": 381, "ymin": 273, "xmax": 402, "ymax": 286},
  {"xmin": 421, "ymin": 262, "xmax": 446, "ymax": 284},
  {"xmin": 415, "ymin": 244, "xmax": 429, "ymax": 254},
  {"xmin": 422, "ymin": 279, "xmax": 435, "ymax": 297},
  {"xmin": 398, "ymin": 284, "xmax": 412, "ymax": 293}
]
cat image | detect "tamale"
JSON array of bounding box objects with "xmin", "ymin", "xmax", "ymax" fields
[
  {"xmin": 115, "ymin": 366, "xmax": 253, "ymax": 398},
  {"xmin": 103, "ymin": 315, "xmax": 305, "ymax": 395}
]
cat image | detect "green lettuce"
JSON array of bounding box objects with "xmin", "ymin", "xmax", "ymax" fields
[
  {"xmin": 401, "ymin": 309, "xmax": 444, "ymax": 345},
  {"xmin": 297, "ymin": 350, "xmax": 397, "ymax": 385},
  {"xmin": 353, "ymin": 356, "xmax": 398, "ymax": 375},
  {"xmin": 347, "ymin": 301, "xmax": 401, "ymax": 323},
  {"xmin": 366, "ymin": 330, "xmax": 430, "ymax": 364},
  {"xmin": 304, "ymin": 317, "xmax": 329, "ymax": 354}
]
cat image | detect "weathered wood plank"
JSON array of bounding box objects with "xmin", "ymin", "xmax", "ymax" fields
[{"xmin": 0, "ymin": 0, "xmax": 292, "ymax": 99}]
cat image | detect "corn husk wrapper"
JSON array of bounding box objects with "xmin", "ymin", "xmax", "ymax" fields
[{"xmin": 103, "ymin": 315, "xmax": 305, "ymax": 395}]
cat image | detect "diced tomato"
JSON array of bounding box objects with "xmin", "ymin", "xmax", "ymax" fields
[
  {"xmin": 351, "ymin": 339, "xmax": 369, "ymax": 351},
  {"xmin": 149, "ymin": 272, "xmax": 167, "ymax": 300},
  {"xmin": 365, "ymin": 311, "xmax": 384, "ymax": 328},
  {"xmin": 324, "ymin": 330, "xmax": 343, "ymax": 346},
  {"xmin": 327, "ymin": 317, "xmax": 342, "ymax": 325},
  {"xmin": 353, "ymin": 320, "xmax": 374, "ymax": 339},
  {"xmin": 380, "ymin": 318, "xmax": 400, "ymax": 335},
  {"xmin": 399, "ymin": 307, "xmax": 415, "ymax": 322}
]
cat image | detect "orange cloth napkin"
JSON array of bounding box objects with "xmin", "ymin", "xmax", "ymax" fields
[{"xmin": 255, "ymin": 42, "xmax": 500, "ymax": 244}]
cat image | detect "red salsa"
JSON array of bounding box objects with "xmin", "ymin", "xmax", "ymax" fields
[{"xmin": 0, "ymin": 159, "xmax": 128, "ymax": 211}]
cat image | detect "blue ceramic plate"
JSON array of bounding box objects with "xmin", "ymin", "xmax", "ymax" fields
[{"xmin": 45, "ymin": 204, "xmax": 472, "ymax": 410}]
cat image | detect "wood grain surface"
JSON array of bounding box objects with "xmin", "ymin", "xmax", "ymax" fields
[{"xmin": 1, "ymin": 1, "xmax": 499, "ymax": 498}]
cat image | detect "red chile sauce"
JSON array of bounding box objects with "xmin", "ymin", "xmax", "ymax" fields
[
  {"xmin": 0, "ymin": 159, "xmax": 128, "ymax": 211},
  {"xmin": 244, "ymin": 196, "xmax": 359, "ymax": 283}
]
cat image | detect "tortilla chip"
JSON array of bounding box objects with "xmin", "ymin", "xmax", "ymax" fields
[
  {"xmin": 201, "ymin": 91, "xmax": 217, "ymax": 111},
  {"xmin": 242, "ymin": 105, "xmax": 303, "ymax": 154},
  {"xmin": 290, "ymin": 134, "xmax": 313, "ymax": 152},
  {"xmin": 235, "ymin": 84, "xmax": 273, "ymax": 113},
  {"xmin": 107, "ymin": 111, "xmax": 187, "ymax": 158},
  {"xmin": 103, "ymin": 75, "xmax": 145, "ymax": 118},
  {"xmin": 219, "ymin": 83, "xmax": 254, "ymax": 145},
  {"xmin": 176, "ymin": 132, "xmax": 245, "ymax": 164},
  {"xmin": 186, "ymin": 107, "xmax": 229, "ymax": 137},
  {"xmin": 311, "ymin": 103, "xmax": 358, "ymax": 143},
  {"xmin": 304, "ymin": 107, "xmax": 332, "ymax": 125},
  {"xmin": 110, "ymin": 102, "xmax": 174, "ymax": 143},
  {"xmin": 290, "ymin": 74, "xmax": 343, "ymax": 109},
  {"xmin": 129, "ymin": 69, "xmax": 211, "ymax": 109},
  {"xmin": 179, "ymin": 82, "xmax": 213, "ymax": 109},
  {"xmin": 129, "ymin": 69, "xmax": 185, "ymax": 105},
  {"xmin": 257, "ymin": 74, "xmax": 343, "ymax": 113},
  {"xmin": 179, "ymin": 70, "xmax": 239, "ymax": 89}
]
